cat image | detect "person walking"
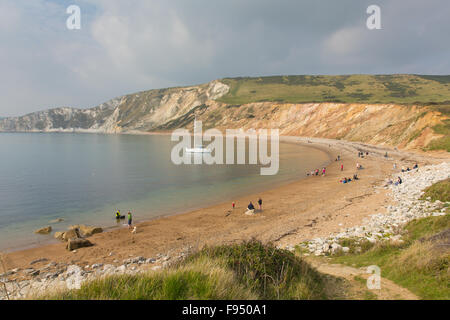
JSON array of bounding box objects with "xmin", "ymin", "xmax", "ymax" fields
[
  {"xmin": 258, "ymin": 198, "xmax": 263, "ymax": 210},
  {"xmin": 127, "ymin": 211, "xmax": 132, "ymax": 229}
]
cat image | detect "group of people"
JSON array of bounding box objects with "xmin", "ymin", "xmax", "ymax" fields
[
  {"xmin": 386, "ymin": 176, "xmax": 402, "ymax": 186},
  {"xmin": 358, "ymin": 151, "xmax": 369, "ymax": 158},
  {"xmin": 307, "ymin": 167, "xmax": 327, "ymax": 176},
  {"xmin": 340, "ymin": 174, "xmax": 359, "ymax": 184},
  {"xmin": 115, "ymin": 210, "xmax": 133, "ymax": 229},
  {"xmin": 385, "ymin": 162, "xmax": 419, "ymax": 187},
  {"xmin": 242, "ymin": 198, "xmax": 263, "ymax": 215},
  {"xmin": 401, "ymin": 163, "xmax": 418, "ymax": 172}
]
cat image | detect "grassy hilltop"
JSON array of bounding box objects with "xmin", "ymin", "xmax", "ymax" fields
[
  {"xmin": 216, "ymin": 74, "xmax": 450, "ymax": 152},
  {"xmin": 218, "ymin": 74, "xmax": 450, "ymax": 105}
]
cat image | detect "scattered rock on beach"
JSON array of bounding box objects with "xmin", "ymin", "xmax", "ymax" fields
[
  {"xmin": 62, "ymin": 228, "xmax": 81, "ymax": 242},
  {"xmin": 34, "ymin": 226, "xmax": 52, "ymax": 235},
  {"xmin": 49, "ymin": 218, "xmax": 64, "ymax": 224},
  {"xmin": 66, "ymin": 238, "xmax": 93, "ymax": 251},
  {"xmin": 298, "ymin": 162, "xmax": 450, "ymax": 256},
  {"xmin": 54, "ymin": 232, "xmax": 64, "ymax": 241},
  {"xmin": 30, "ymin": 258, "xmax": 48, "ymax": 265},
  {"xmin": 69, "ymin": 225, "xmax": 103, "ymax": 237}
]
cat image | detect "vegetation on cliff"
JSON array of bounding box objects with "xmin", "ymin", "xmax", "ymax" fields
[
  {"xmin": 218, "ymin": 75, "xmax": 450, "ymax": 105},
  {"xmin": 328, "ymin": 181, "xmax": 450, "ymax": 300}
]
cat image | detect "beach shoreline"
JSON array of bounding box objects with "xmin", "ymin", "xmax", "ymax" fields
[
  {"xmin": 0, "ymin": 134, "xmax": 332, "ymax": 254},
  {"xmin": 1, "ymin": 136, "xmax": 449, "ymax": 280}
]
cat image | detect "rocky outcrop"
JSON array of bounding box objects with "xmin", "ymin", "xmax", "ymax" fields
[{"xmin": 34, "ymin": 226, "xmax": 52, "ymax": 235}]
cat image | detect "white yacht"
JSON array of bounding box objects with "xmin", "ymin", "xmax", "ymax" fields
[{"xmin": 185, "ymin": 116, "xmax": 211, "ymax": 153}]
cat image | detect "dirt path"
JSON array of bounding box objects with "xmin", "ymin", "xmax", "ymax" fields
[{"xmin": 308, "ymin": 259, "xmax": 419, "ymax": 300}]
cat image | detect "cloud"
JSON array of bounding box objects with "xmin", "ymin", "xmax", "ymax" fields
[{"xmin": 0, "ymin": 0, "xmax": 449, "ymax": 116}]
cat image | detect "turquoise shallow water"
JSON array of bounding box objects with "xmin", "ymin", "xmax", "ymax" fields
[{"xmin": 0, "ymin": 133, "xmax": 330, "ymax": 252}]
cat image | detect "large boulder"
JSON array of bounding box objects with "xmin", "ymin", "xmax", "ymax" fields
[
  {"xmin": 62, "ymin": 228, "xmax": 81, "ymax": 242},
  {"xmin": 69, "ymin": 224, "xmax": 103, "ymax": 237},
  {"xmin": 80, "ymin": 225, "xmax": 103, "ymax": 237},
  {"xmin": 54, "ymin": 232, "xmax": 65, "ymax": 241},
  {"xmin": 34, "ymin": 226, "xmax": 52, "ymax": 235},
  {"xmin": 66, "ymin": 238, "xmax": 93, "ymax": 251}
]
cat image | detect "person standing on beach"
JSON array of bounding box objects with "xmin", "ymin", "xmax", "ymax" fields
[
  {"xmin": 232, "ymin": 202, "xmax": 236, "ymax": 209},
  {"xmin": 127, "ymin": 211, "xmax": 132, "ymax": 228},
  {"xmin": 322, "ymin": 167, "xmax": 326, "ymax": 176},
  {"xmin": 258, "ymin": 198, "xmax": 263, "ymax": 210},
  {"xmin": 341, "ymin": 164, "xmax": 344, "ymax": 171}
]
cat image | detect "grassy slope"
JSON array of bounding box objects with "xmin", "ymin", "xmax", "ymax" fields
[
  {"xmin": 329, "ymin": 180, "xmax": 450, "ymax": 300},
  {"xmin": 217, "ymin": 75, "xmax": 450, "ymax": 152},
  {"xmin": 40, "ymin": 241, "xmax": 348, "ymax": 300},
  {"xmin": 218, "ymin": 74, "xmax": 450, "ymax": 105}
]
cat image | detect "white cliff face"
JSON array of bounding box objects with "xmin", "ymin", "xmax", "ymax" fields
[{"xmin": 0, "ymin": 81, "xmax": 230, "ymax": 133}]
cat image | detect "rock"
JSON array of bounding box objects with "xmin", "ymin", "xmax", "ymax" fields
[
  {"xmin": 34, "ymin": 226, "xmax": 52, "ymax": 235},
  {"xmin": 30, "ymin": 270, "xmax": 40, "ymax": 277},
  {"xmin": 146, "ymin": 258, "xmax": 156, "ymax": 264},
  {"xmin": 80, "ymin": 226, "xmax": 103, "ymax": 237},
  {"xmin": 62, "ymin": 228, "xmax": 81, "ymax": 242},
  {"xmin": 151, "ymin": 266, "xmax": 161, "ymax": 271},
  {"xmin": 91, "ymin": 263, "xmax": 103, "ymax": 269},
  {"xmin": 66, "ymin": 238, "xmax": 93, "ymax": 251},
  {"xmin": 65, "ymin": 265, "xmax": 85, "ymax": 290},
  {"xmin": 30, "ymin": 258, "xmax": 48, "ymax": 265},
  {"xmin": 54, "ymin": 232, "xmax": 65, "ymax": 241},
  {"xmin": 342, "ymin": 247, "xmax": 350, "ymax": 253},
  {"xmin": 69, "ymin": 225, "xmax": 103, "ymax": 237},
  {"xmin": 49, "ymin": 218, "xmax": 64, "ymax": 224},
  {"xmin": 330, "ymin": 243, "xmax": 342, "ymax": 254},
  {"xmin": 117, "ymin": 265, "xmax": 126, "ymax": 273}
]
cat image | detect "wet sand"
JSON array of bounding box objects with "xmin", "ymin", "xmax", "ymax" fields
[{"xmin": 2, "ymin": 136, "xmax": 449, "ymax": 272}]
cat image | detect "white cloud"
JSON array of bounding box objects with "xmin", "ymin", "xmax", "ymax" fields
[{"xmin": 0, "ymin": 0, "xmax": 449, "ymax": 116}]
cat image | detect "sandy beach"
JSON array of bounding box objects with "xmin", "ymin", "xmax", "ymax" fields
[{"xmin": 2, "ymin": 136, "xmax": 449, "ymax": 277}]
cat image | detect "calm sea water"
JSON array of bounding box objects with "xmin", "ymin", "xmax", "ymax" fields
[{"xmin": 0, "ymin": 133, "xmax": 330, "ymax": 252}]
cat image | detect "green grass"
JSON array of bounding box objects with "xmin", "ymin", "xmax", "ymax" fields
[
  {"xmin": 39, "ymin": 240, "xmax": 345, "ymax": 300},
  {"xmin": 425, "ymin": 119, "xmax": 450, "ymax": 152},
  {"xmin": 218, "ymin": 75, "xmax": 450, "ymax": 105},
  {"xmin": 420, "ymin": 178, "xmax": 450, "ymax": 203},
  {"xmin": 329, "ymin": 181, "xmax": 450, "ymax": 299},
  {"xmin": 330, "ymin": 214, "xmax": 449, "ymax": 300}
]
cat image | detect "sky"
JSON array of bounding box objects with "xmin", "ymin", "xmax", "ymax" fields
[{"xmin": 1, "ymin": 0, "xmax": 449, "ymax": 117}]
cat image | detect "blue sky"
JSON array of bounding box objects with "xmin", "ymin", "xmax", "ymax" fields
[{"xmin": 1, "ymin": 0, "xmax": 449, "ymax": 117}]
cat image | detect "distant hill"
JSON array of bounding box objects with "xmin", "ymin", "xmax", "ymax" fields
[
  {"xmin": 218, "ymin": 74, "xmax": 450, "ymax": 105},
  {"xmin": 0, "ymin": 74, "xmax": 448, "ymax": 151}
]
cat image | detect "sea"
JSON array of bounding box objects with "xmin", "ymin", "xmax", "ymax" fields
[{"xmin": 0, "ymin": 133, "xmax": 331, "ymax": 252}]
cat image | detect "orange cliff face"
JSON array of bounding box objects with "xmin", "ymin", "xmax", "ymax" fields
[{"xmin": 189, "ymin": 101, "xmax": 448, "ymax": 152}]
